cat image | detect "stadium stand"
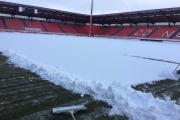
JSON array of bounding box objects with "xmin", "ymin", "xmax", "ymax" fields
[
  {"xmin": 73, "ymin": 25, "xmax": 87, "ymax": 34},
  {"xmin": 149, "ymin": 27, "xmax": 180, "ymax": 39},
  {"xmin": 0, "ymin": 1, "xmax": 180, "ymax": 41},
  {"xmin": 22, "ymin": 19, "xmax": 28, "ymax": 28},
  {"xmin": 77, "ymin": 26, "xmax": 89, "ymax": 35},
  {"xmin": 24, "ymin": 20, "xmax": 46, "ymax": 32},
  {"xmin": 100, "ymin": 27, "xmax": 111, "ymax": 35},
  {"xmin": 172, "ymin": 29, "xmax": 180, "ymax": 39},
  {"xmin": 0, "ymin": 18, "xmax": 5, "ymax": 29},
  {"xmin": 1, "ymin": 18, "xmax": 8, "ymax": 29},
  {"xmin": 114, "ymin": 27, "xmax": 138, "ymax": 37},
  {"xmin": 146, "ymin": 27, "xmax": 159, "ymax": 37},
  {"xmin": 102, "ymin": 27, "xmax": 122, "ymax": 36},
  {"xmin": 42, "ymin": 22, "xmax": 64, "ymax": 33},
  {"xmin": 4, "ymin": 18, "xmax": 25, "ymax": 30},
  {"xmin": 91, "ymin": 26, "xmax": 109, "ymax": 35},
  {"xmin": 59, "ymin": 24, "xmax": 78, "ymax": 34},
  {"xmin": 40, "ymin": 21, "xmax": 48, "ymax": 32},
  {"xmin": 72, "ymin": 25, "xmax": 80, "ymax": 34},
  {"xmin": 57, "ymin": 24, "xmax": 65, "ymax": 33},
  {"xmin": 111, "ymin": 28, "xmax": 124, "ymax": 36},
  {"xmin": 130, "ymin": 27, "xmax": 157, "ymax": 37}
]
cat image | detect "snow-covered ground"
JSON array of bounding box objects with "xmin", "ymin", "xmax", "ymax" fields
[{"xmin": 1, "ymin": 32, "xmax": 180, "ymax": 120}]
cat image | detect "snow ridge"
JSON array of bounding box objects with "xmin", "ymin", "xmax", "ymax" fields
[{"xmin": 2, "ymin": 49, "xmax": 180, "ymax": 120}]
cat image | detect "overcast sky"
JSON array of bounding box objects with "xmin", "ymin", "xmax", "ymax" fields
[{"xmin": 4, "ymin": 0, "xmax": 180, "ymax": 15}]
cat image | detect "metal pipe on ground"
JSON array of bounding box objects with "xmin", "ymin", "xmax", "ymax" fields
[{"xmin": 173, "ymin": 64, "xmax": 180, "ymax": 73}]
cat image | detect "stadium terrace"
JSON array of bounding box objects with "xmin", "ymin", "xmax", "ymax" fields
[{"xmin": 1, "ymin": 1, "xmax": 180, "ymax": 40}]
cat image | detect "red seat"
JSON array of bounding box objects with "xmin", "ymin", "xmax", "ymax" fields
[
  {"xmin": 130, "ymin": 27, "xmax": 157, "ymax": 37},
  {"xmin": 102, "ymin": 27, "xmax": 121, "ymax": 35},
  {"xmin": 149, "ymin": 27, "xmax": 179, "ymax": 39},
  {"xmin": 74, "ymin": 25, "xmax": 87, "ymax": 34},
  {"xmin": 59, "ymin": 24, "xmax": 78, "ymax": 34},
  {"xmin": 43, "ymin": 22, "xmax": 63, "ymax": 33},
  {"xmin": 4, "ymin": 18, "xmax": 25, "ymax": 30},
  {"xmin": 0, "ymin": 18, "xmax": 5, "ymax": 29},
  {"xmin": 114, "ymin": 27, "xmax": 138, "ymax": 36},
  {"xmin": 91, "ymin": 26, "xmax": 109, "ymax": 35},
  {"xmin": 24, "ymin": 20, "xmax": 46, "ymax": 32},
  {"xmin": 172, "ymin": 30, "xmax": 180, "ymax": 39}
]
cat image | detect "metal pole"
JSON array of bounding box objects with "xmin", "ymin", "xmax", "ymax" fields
[
  {"xmin": 173, "ymin": 64, "xmax": 180, "ymax": 73},
  {"xmin": 89, "ymin": 0, "xmax": 93, "ymax": 37},
  {"xmin": 91, "ymin": 0, "xmax": 93, "ymax": 15}
]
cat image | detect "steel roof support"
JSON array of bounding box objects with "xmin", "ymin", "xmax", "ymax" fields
[
  {"xmin": 168, "ymin": 22, "xmax": 171, "ymax": 28},
  {"xmin": 147, "ymin": 23, "xmax": 149, "ymax": 28}
]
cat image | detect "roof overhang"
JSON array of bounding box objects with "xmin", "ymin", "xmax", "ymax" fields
[{"xmin": 1, "ymin": 1, "xmax": 180, "ymax": 25}]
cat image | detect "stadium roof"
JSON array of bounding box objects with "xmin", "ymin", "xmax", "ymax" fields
[
  {"xmin": 1, "ymin": 1, "xmax": 180, "ymax": 25},
  {"xmin": 0, "ymin": 1, "xmax": 90, "ymax": 24},
  {"xmin": 93, "ymin": 8, "xmax": 180, "ymax": 25}
]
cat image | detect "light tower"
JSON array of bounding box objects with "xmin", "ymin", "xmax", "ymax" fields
[{"xmin": 89, "ymin": 0, "xmax": 93, "ymax": 37}]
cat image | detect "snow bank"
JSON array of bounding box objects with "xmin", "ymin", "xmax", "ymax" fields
[
  {"xmin": 2, "ymin": 49, "xmax": 180, "ymax": 120},
  {"xmin": 1, "ymin": 33, "xmax": 180, "ymax": 119}
]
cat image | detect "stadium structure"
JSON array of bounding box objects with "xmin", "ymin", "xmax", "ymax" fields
[{"xmin": 1, "ymin": 1, "xmax": 180, "ymax": 41}]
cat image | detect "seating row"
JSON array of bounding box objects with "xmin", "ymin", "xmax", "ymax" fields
[
  {"xmin": 1, "ymin": 17, "xmax": 180, "ymax": 39},
  {"xmin": 0, "ymin": 18, "xmax": 5, "ymax": 29},
  {"xmin": 99, "ymin": 26, "xmax": 180, "ymax": 39}
]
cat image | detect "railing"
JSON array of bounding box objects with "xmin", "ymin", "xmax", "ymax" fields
[{"xmin": 0, "ymin": 28, "xmax": 179, "ymax": 42}]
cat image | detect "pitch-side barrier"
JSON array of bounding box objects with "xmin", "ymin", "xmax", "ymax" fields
[
  {"xmin": 1, "ymin": 29, "xmax": 180, "ymax": 42},
  {"xmin": 94, "ymin": 35, "xmax": 180, "ymax": 42},
  {"xmin": 0, "ymin": 29, "xmax": 87, "ymax": 36}
]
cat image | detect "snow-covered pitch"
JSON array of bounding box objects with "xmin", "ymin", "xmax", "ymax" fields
[{"xmin": 1, "ymin": 32, "xmax": 180, "ymax": 120}]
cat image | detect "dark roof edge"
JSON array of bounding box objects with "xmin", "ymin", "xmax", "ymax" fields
[
  {"xmin": 94, "ymin": 7, "xmax": 180, "ymax": 16},
  {"xmin": 0, "ymin": 1, "xmax": 89, "ymax": 16}
]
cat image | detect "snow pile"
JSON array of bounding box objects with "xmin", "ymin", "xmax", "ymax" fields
[
  {"xmin": 1, "ymin": 33, "xmax": 180, "ymax": 119},
  {"xmin": 3, "ymin": 49, "xmax": 180, "ymax": 120}
]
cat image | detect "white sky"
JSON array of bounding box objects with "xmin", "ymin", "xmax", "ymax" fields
[{"xmin": 4, "ymin": 0, "xmax": 180, "ymax": 15}]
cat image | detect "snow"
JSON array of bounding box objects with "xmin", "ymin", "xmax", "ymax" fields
[{"xmin": 1, "ymin": 32, "xmax": 180, "ymax": 120}]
